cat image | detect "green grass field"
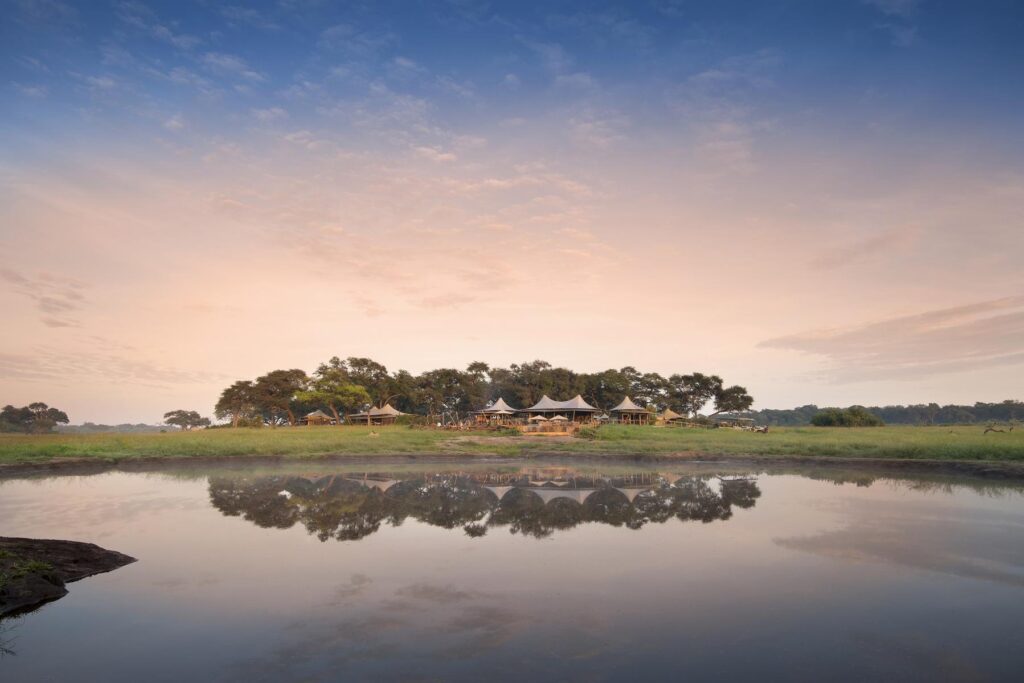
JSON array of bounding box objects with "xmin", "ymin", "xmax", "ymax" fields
[{"xmin": 1, "ymin": 424, "xmax": 1022, "ymax": 465}]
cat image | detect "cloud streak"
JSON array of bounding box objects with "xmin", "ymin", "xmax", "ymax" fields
[{"xmin": 760, "ymin": 297, "xmax": 1024, "ymax": 381}]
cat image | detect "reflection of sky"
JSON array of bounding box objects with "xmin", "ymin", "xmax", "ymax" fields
[
  {"xmin": 3, "ymin": 2, "xmax": 1024, "ymax": 421},
  {"xmin": 1, "ymin": 466, "xmax": 1024, "ymax": 680}
]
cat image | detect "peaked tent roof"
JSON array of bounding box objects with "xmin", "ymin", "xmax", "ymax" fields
[
  {"xmin": 611, "ymin": 396, "xmax": 647, "ymax": 413},
  {"xmin": 526, "ymin": 394, "xmax": 598, "ymax": 412},
  {"xmin": 370, "ymin": 403, "xmax": 406, "ymax": 417},
  {"xmin": 475, "ymin": 397, "xmax": 518, "ymax": 413},
  {"xmin": 348, "ymin": 403, "xmax": 408, "ymax": 418},
  {"xmin": 661, "ymin": 408, "xmax": 684, "ymax": 421},
  {"xmin": 305, "ymin": 409, "xmax": 333, "ymax": 418},
  {"xmin": 526, "ymin": 395, "xmax": 563, "ymax": 411},
  {"xmin": 560, "ymin": 395, "xmax": 598, "ymax": 411}
]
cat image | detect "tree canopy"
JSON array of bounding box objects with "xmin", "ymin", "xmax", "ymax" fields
[
  {"xmin": 163, "ymin": 409, "xmax": 211, "ymax": 431},
  {"xmin": 0, "ymin": 402, "xmax": 69, "ymax": 434},
  {"xmin": 217, "ymin": 358, "xmax": 755, "ymax": 426}
]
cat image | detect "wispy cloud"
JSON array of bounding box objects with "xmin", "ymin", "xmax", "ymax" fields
[
  {"xmin": 760, "ymin": 297, "xmax": 1024, "ymax": 381},
  {"xmin": 810, "ymin": 225, "xmax": 922, "ymax": 269},
  {"xmin": 201, "ymin": 52, "xmax": 265, "ymax": 82},
  {"xmin": 1, "ymin": 268, "xmax": 89, "ymax": 328}
]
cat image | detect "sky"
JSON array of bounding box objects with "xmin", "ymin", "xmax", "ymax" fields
[{"xmin": 1, "ymin": 0, "xmax": 1023, "ymax": 424}]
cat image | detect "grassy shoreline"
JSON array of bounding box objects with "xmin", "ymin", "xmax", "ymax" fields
[{"xmin": 1, "ymin": 424, "xmax": 1022, "ymax": 467}]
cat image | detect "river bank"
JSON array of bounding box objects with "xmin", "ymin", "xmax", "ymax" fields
[{"xmin": 2, "ymin": 424, "xmax": 1022, "ymax": 467}]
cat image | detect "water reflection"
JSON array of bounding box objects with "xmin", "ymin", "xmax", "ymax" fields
[{"xmin": 208, "ymin": 468, "xmax": 761, "ymax": 540}]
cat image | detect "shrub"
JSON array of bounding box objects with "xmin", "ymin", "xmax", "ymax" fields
[
  {"xmin": 811, "ymin": 406, "xmax": 885, "ymax": 427},
  {"xmin": 575, "ymin": 427, "xmax": 599, "ymax": 440}
]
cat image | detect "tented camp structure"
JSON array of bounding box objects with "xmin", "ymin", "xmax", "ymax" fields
[
  {"xmin": 524, "ymin": 394, "xmax": 598, "ymax": 422},
  {"xmin": 659, "ymin": 407, "xmax": 686, "ymax": 424},
  {"xmin": 303, "ymin": 409, "xmax": 334, "ymax": 426},
  {"xmin": 471, "ymin": 397, "xmax": 521, "ymax": 425},
  {"xmin": 346, "ymin": 403, "xmax": 408, "ymax": 426},
  {"xmin": 610, "ymin": 396, "xmax": 651, "ymax": 424}
]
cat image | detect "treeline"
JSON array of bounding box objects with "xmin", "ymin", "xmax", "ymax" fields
[
  {"xmin": 0, "ymin": 403, "xmax": 69, "ymax": 434},
  {"xmin": 751, "ymin": 400, "xmax": 1023, "ymax": 426},
  {"xmin": 214, "ymin": 357, "xmax": 754, "ymax": 426}
]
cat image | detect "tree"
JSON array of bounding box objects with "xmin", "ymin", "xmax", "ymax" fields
[
  {"xmin": 711, "ymin": 385, "xmax": 754, "ymax": 416},
  {"xmin": 0, "ymin": 403, "xmax": 69, "ymax": 433},
  {"xmin": 252, "ymin": 369, "xmax": 309, "ymax": 426},
  {"xmin": 163, "ymin": 409, "xmax": 211, "ymax": 431},
  {"xmin": 215, "ymin": 380, "xmax": 257, "ymax": 427},
  {"xmin": 345, "ymin": 357, "xmax": 391, "ymax": 406},
  {"xmin": 297, "ymin": 366, "xmax": 372, "ymax": 424},
  {"xmin": 811, "ymin": 406, "xmax": 884, "ymax": 427},
  {"xmin": 666, "ymin": 373, "xmax": 723, "ymax": 416}
]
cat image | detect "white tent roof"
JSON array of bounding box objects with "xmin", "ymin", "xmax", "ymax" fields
[
  {"xmin": 526, "ymin": 394, "xmax": 598, "ymax": 412},
  {"xmin": 610, "ymin": 396, "xmax": 647, "ymax": 413},
  {"xmin": 475, "ymin": 397, "xmax": 518, "ymax": 413}
]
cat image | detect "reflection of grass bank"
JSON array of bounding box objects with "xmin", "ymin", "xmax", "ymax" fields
[{"xmin": 1, "ymin": 424, "xmax": 1023, "ymax": 466}]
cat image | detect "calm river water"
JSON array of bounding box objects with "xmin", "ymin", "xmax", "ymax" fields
[{"xmin": 2, "ymin": 459, "xmax": 1024, "ymax": 682}]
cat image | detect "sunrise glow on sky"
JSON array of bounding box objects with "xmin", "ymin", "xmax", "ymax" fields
[{"xmin": 2, "ymin": 0, "xmax": 1023, "ymax": 423}]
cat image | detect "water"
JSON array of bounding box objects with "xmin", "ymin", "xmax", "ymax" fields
[{"xmin": 2, "ymin": 459, "xmax": 1024, "ymax": 682}]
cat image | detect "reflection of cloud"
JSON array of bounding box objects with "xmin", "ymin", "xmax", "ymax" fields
[
  {"xmin": 760, "ymin": 296, "xmax": 1024, "ymax": 381},
  {"xmin": 776, "ymin": 497, "xmax": 1024, "ymax": 587},
  {"xmin": 395, "ymin": 583, "xmax": 477, "ymax": 603}
]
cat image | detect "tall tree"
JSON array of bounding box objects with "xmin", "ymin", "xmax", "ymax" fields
[
  {"xmin": 215, "ymin": 380, "xmax": 256, "ymax": 427},
  {"xmin": 666, "ymin": 373, "xmax": 723, "ymax": 416},
  {"xmin": 163, "ymin": 410, "xmax": 211, "ymax": 431},
  {"xmin": 711, "ymin": 385, "xmax": 754, "ymax": 416},
  {"xmin": 297, "ymin": 366, "xmax": 372, "ymax": 424},
  {"xmin": 252, "ymin": 369, "xmax": 308, "ymax": 426}
]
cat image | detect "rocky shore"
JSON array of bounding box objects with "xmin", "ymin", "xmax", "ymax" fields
[{"xmin": 0, "ymin": 538, "xmax": 136, "ymax": 617}]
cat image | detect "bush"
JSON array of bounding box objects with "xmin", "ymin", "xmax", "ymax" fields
[
  {"xmin": 574, "ymin": 427, "xmax": 599, "ymax": 440},
  {"xmin": 495, "ymin": 426, "xmax": 522, "ymax": 437},
  {"xmin": 811, "ymin": 406, "xmax": 885, "ymax": 427}
]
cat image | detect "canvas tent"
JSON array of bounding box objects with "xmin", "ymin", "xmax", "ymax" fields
[
  {"xmin": 471, "ymin": 397, "xmax": 521, "ymax": 424},
  {"xmin": 610, "ymin": 396, "xmax": 652, "ymax": 425},
  {"xmin": 524, "ymin": 394, "xmax": 598, "ymax": 422},
  {"xmin": 303, "ymin": 409, "xmax": 334, "ymax": 426},
  {"xmin": 346, "ymin": 403, "xmax": 408, "ymax": 425}
]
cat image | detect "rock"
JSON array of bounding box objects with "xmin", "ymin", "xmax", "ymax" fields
[{"xmin": 0, "ymin": 537, "xmax": 136, "ymax": 617}]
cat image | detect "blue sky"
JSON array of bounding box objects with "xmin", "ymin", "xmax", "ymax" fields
[{"xmin": 2, "ymin": 0, "xmax": 1023, "ymax": 422}]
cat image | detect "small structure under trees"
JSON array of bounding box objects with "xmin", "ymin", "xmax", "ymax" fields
[
  {"xmin": 610, "ymin": 396, "xmax": 651, "ymax": 425},
  {"xmin": 471, "ymin": 397, "xmax": 521, "ymax": 425},
  {"xmin": 346, "ymin": 403, "xmax": 408, "ymax": 426},
  {"xmin": 303, "ymin": 409, "xmax": 334, "ymax": 426},
  {"xmin": 523, "ymin": 394, "xmax": 598, "ymax": 422}
]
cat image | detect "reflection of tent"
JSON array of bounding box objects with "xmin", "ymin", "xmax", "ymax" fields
[
  {"xmin": 346, "ymin": 403, "xmax": 408, "ymax": 425},
  {"xmin": 610, "ymin": 397, "xmax": 651, "ymax": 424}
]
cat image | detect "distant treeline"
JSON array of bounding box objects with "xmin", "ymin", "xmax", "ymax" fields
[
  {"xmin": 215, "ymin": 358, "xmax": 754, "ymax": 426},
  {"xmin": 751, "ymin": 401, "xmax": 1023, "ymax": 426}
]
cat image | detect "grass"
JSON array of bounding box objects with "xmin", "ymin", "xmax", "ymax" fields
[{"xmin": 0, "ymin": 424, "xmax": 1022, "ymax": 466}]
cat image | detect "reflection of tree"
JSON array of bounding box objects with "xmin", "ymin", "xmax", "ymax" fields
[{"xmin": 208, "ymin": 473, "xmax": 762, "ymax": 542}]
